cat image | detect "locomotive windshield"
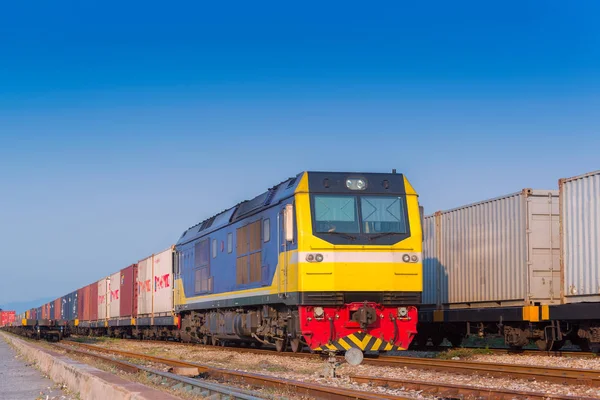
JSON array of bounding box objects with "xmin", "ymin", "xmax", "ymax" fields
[{"xmin": 313, "ymin": 194, "xmax": 408, "ymax": 235}]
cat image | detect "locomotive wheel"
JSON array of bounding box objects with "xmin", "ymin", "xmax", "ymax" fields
[
  {"xmin": 275, "ymin": 338, "xmax": 287, "ymax": 352},
  {"xmin": 290, "ymin": 338, "xmax": 302, "ymax": 353}
]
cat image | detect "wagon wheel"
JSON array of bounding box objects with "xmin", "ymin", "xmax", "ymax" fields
[
  {"xmin": 290, "ymin": 338, "xmax": 302, "ymax": 353},
  {"xmin": 275, "ymin": 338, "xmax": 287, "ymax": 352}
]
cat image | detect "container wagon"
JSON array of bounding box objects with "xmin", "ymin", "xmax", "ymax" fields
[{"xmin": 419, "ymin": 170, "xmax": 600, "ymax": 351}]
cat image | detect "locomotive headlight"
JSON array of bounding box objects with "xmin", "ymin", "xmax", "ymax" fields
[
  {"xmin": 315, "ymin": 254, "xmax": 324, "ymax": 262},
  {"xmin": 411, "ymin": 255, "xmax": 418, "ymax": 262},
  {"xmin": 306, "ymin": 254, "xmax": 315, "ymax": 262},
  {"xmin": 314, "ymin": 307, "xmax": 325, "ymax": 318},
  {"xmin": 346, "ymin": 178, "xmax": 367, "ymax": 190},
  {"xmin": 398, "ymin": 307, "xmax": 408, "ymax": 317},
  {"xmin": 402, "ymin": 254, "xmax": 411, "ymax": 263}
]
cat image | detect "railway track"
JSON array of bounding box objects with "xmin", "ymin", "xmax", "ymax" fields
[
  {"xmin": 60, "ymin": 339, "xmax": 599, "ymax": 400},
  {"xmin": 74, "ymin": 338, "xmax": 600, "ymax": 387},
  {"xmin": 56, "ymin": 341, "xmax": 400, "ymax": 400}
]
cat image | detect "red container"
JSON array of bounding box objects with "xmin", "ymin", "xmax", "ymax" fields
[
  {"xmin": 54, "ymin": 298, "xmax": 61, "ymax": 320},
  {"xmin": 89, "ymin": 282, "xmax": 98, "ymax": 321},
  {"xmin": 42, "ymin": 304, "xmax": 48, "ymax": 320},
  {"xmin": 77, "ymin": 287, "xmax": 85, "ymax": 321},
  {"xmin": 1, "ymin": 311, "xmax": 16, "ymax": 326},
  {"xmin": 120, "ymin": 264, "xmax": 138, "ymax": 318},
  {"xmin": 82, "ymin": 285, "xmax": 91, "ymax": 321}
]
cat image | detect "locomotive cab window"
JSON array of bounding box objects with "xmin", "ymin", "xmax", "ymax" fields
[
  {"xmin": 361, "ymin": 196, "xmax": 407, "ymax": 233},
  {"xmin": 314, "ymin": 195, "xmax": 360, "ymax": 233},
  {"xmin": 311, "ymin": 194, "xmax": 410, "ymax": 243}
]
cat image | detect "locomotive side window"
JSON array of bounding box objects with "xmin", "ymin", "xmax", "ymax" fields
[
  {"xmin": 227, "ymin": 232, "xmax": 233, "ymax": 253},
  {"xmin": 263, "ymin": 218, "xmax": 270, "ymax": 242}
]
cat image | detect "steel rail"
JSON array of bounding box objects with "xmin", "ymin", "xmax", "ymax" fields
[
  {"xmin": 349, "ymin": 375, "xmax": 598, "ymax": 400},
  {"xmin": 55, "ymin": 344, "xmax": 266, "ymax": 400},
  {"xmin": 436, "ymin": 345, "xmax": 597, "ymax": 358}
]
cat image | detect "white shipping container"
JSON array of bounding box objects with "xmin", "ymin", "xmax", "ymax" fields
[
  {"xmin": 109, "ymin": 271, "xmax": 121, "ymax": 318},
  {"xmin": 423, "ymin": 189, "xmax": 560, "ymax": 308},
  {"xmin": 98, "ymin": 278, "xmax": 108, "ymax": 320},
  {"xmin": 137, "ymin": 256, "xmax": 153, "ymax": 316},
  {"xmin": 560, "ymin": 170, "xmax": 600, "ymax": 303},
  {"xmin": 153, "ymin": 247, "xmax": 174, "ymax": 315}
]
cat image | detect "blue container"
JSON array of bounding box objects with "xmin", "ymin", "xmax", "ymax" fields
[{"xmin": 61, "ymin": 291, "xmax": 78, "ymax": 322}]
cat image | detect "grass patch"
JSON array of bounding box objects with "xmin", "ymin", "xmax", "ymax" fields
[{"xmin": 437, "ymin": 347, "xmax": 493, "ymax": 359}]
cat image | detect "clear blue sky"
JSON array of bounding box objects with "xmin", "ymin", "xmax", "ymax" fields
[{"xmin": 0, "ymin": 1, "xmax": 599, "ymax": 306}]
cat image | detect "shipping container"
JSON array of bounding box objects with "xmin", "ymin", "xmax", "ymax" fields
[
  {"xmin": 36, "ymin": 307, "xmax": 42, "ymax": 320},
  {"xmin": 423, "ymin": 189, "xmax": 560, "ymax": 308},
  {"xmin": 109, "ymin": 271, "xmax": 121, "ymax": 318},
  {"xmin": 560, "ymin": 170, "xmax": 600, "ymax": 303},
  {"xmin": 137, "ymin": 247, "xmax": 174, "ymax": 318},
  {"xmin": 62, "ymin": 291, "xmax": 78, "ymax": 321},
  {"xmin": 50, "ymin": 301, "xmax": 55, "ymax": 320},
  {"xmin": 77, "ymin": 287, "xmax": 85, "ymax": 322},
  {"xmin": 120, "ymin": 264, "xmax": 138, "ymax": 318},
  {"xmin": 90, "ymin": 282, "xmax": 98, "ymax": 321},
  {"xmin": 137, "ymin": 255, "xmax": 152, "ymax": 316},
  {"xmin": 1, "ymin": 311, "xmax": 16, "ymax": 326},
  {"xmin": 153, "ymin": 247, "xmax": 174, "ymax": 315},
  {"xmin": 98, "ymin": 277, "xmax": 108, "ymax": 320},
  {"xmin": 54, "ymin": 298, "xmax": 61, "ymax": 319},
  {"xmin": 81, "ymin": 285, "xmax": 91, "ymax": 321}
]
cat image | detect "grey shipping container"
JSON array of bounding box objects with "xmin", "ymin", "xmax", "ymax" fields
[
  {"xmin": 423, "ymin": 189, "xmax": 560, "ymax": 308},
  {"xmin": 560, "ymin": 170, "xmax": 600, "ymax": 303}
]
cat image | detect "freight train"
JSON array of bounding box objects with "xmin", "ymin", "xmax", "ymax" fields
[
  {"xmin": 417, "ymin": 170, "xmax": 600, "ymax": 352},
  {"xmin": 6, "ymin": 171, "xmax": 424, "ymax": 353}
]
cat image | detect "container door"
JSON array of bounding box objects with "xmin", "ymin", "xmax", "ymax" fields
[{"xmin": 527, "ymin": 191, "xmax": 561, "ymax": 303}]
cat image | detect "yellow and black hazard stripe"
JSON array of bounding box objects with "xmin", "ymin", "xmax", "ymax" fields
[{"xmin": 313, "ymin": 331, "xmax": 404, "ymax": 352}]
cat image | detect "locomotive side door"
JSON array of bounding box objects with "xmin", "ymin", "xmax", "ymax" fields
[{"xmin": 277, "ymin": 203, "xmax": 294, "ymax": 298}]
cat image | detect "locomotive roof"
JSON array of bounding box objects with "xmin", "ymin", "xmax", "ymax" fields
[
  {"xmin": 176, "ymin": 172, "xmax": 304, "ymax": 246},
  {"xmin": 176, "ymin": 170, "xmax": 407, "ymax": 247}
]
